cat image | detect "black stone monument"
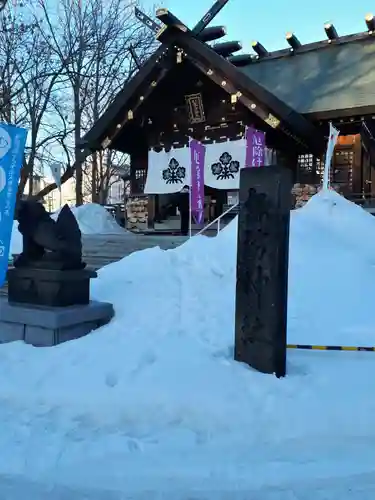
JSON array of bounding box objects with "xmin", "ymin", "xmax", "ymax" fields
[{"xmin": 234, "ymin": 166, "xmax": 292, "ymax": 378}]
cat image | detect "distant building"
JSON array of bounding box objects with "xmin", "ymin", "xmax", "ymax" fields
[{"xmin": 36, "ymin": 176, "xmax": 76, "ymax": 212}]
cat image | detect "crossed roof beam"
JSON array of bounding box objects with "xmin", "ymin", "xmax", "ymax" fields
[{"xmin": 134, "ymin": 1, "xmax": 251, "ymax": 66}]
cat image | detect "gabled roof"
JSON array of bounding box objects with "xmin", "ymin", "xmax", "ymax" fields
[
  {"xmin": 242, "ymin": 33, "xmax": 375, "ymax": 118},
  {"xmin": 82, "ymin": 26, "xmax": 326, "ymax": 156}
]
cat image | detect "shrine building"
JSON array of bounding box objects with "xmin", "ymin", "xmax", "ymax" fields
[{"xmin": 82, "ymin": 5, "xmax": 375, "ymax": 229}]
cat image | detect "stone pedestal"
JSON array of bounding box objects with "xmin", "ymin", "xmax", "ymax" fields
[
  {"xmin": 234, "ymin": 165, "xmax": 292, "ymax": 378},
  {"xmin": 0, "ymin": 299, "xmax": 114, "ymax": 346},
  {"xmin": 7, "ymin": 268, "xmax": 96, "ymax": 307}
]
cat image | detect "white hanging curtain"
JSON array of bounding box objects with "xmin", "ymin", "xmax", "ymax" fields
[
  {"xmin": 144, "ymin": 148, "xmax": 191, "ymax": 194},
  {"xmin": 204, "ymin": 138, "xmax": 246, "ymax": 190}
]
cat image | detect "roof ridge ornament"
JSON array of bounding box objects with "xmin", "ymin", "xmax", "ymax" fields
[
  {"xmin": 252, "ymin": 41, "xmax": 268, "ymax": 57},
  {"xmin": 324, "ymin": 22, "xmax": 339, "ymax": 41},
  {"xmin": 365, "ymin": 13, "xmax": 375, "ymax": 33},
  {"xmin": 135, "ymin": 2, "xmax": 231, "ymax": 46},
  {"xmin": 286, "ymin": 32, "xmax": 301, "ymax": 50},
  {"xmin": 135, "ymin": 1, "xmax": 250, "ymax": 64}
]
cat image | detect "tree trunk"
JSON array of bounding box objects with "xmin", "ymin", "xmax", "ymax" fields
[
  {"xmin": 75, "ymin": 144, "xmax": 83, "ymax": 206},
  {"xmin": 17, "ymin": 157, "xmax": 29, "ymax": 198},
  {"xmin": 91, "ymin": 151, "xmax": 99, "ymax": 203},
  {"xmin": 28, "ymin": 172, "xmax": 33, "ymax": 196},
  {"xmin": 99, "ymin": 187, "xmax": 108, "ymax": 205},
  {"xmin": 74, "ymin": 92, "xmax": 83, "ymax": 206}
]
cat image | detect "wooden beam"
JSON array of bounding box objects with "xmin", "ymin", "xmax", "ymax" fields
[
  {"xmin": 198, "ymin": 26, "xmax": 226, "ymax": 42},
  {"xmin": 212, "ymin": 40, "xmax": 242, "ymax": 57},
  {"xmin": 155, "ymin": 9, "xmax": 188, "ymax": 34},
  {"xmin": 192, "ymin": 0, "xmax": 230, "ymax": 35},
  {"xmin": 134, "ymin": 7, "xmax": 226, "ymax": 44},
  {"xmin": 228, "ymin": 54, "xmax": 255, "ymax": 66},
  {"xmin": 135, "ymin": 7, "xmax": 160, "ymax": 33}
]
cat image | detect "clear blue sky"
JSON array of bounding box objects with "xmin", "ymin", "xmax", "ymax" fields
[{"xmin": 144, "ymin": 0, "xmax": 375, "ymax": 52}]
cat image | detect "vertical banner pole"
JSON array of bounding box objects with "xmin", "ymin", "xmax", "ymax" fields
[
  {"xmin": 322, "ymin": 122, "xmax": 339, "ymax": 190},
  {"xmin": 50, "ymin": 162, "xmax": 63, "ymax": 208}
]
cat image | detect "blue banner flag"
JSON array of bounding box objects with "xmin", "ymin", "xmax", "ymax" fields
[{"xmin": 0, "ymin": 123, "xmax": 28, "ymax": 287}]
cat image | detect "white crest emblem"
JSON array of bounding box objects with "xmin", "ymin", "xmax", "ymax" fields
[{"xmin": 0, "ymin": 127, "xmax": 12, "ymax": 160}]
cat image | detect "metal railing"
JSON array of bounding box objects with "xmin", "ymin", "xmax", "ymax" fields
[{"xmin": 195, "ymin": 202, "xmax": 239, "ymax": 237}]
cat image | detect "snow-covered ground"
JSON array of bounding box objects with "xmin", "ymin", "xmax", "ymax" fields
[
  {"xmin": 10, "ymin": 202, "xmax": 124, "ymax": 256},
  {"xmin": 1, "ymin": 190, "xmax": 375, "ymax": 498}
]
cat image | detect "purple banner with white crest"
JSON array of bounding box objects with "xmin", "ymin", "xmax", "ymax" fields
[
  {"xmin": 245, "ymin": 127, "xmax": 265, "ymax": 167},
  {"xmin": 190, "ymin": 139, "xmax": 205, "ymax": 224}
]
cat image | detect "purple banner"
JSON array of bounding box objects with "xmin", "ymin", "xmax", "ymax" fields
[
  {"xmin": 245, "ymin": 127, "xmax": 265, "ymax": 167},
  {"xmin": 190, "ymin": 139, "xmax": 205, "ymax": 224}
]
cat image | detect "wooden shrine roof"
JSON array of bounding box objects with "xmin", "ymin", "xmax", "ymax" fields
[
  {"xmin": 242, "ymin": 33, "xmax": 375, "ymax": 119},
  {"xmin": 84, "ymin": 6, "xmax": 375, "ymax": 155},
  {"xmin": 82, "ymin": 24, "xmax": 325, "ymax": 156}
]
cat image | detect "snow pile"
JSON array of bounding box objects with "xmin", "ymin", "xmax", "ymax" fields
[
  {"xmin": 1, "ymin": 190, "xmax": 375, "ymax": 497},
  {"xmin": 288, "ymin": 189, "xmax": 375, "ymax": 345},
  {"xmin": 67, "ymin": 203, "xmax": 124, "ymax": 235},
  {"xmin": 10, "ymin": 221, "xmax": 22, "ymax": 256}
]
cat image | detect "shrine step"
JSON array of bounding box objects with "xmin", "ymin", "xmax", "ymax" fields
[
  {"xmin": 1, "ymin": 233, "xmax": 190, "ymax": 297},
  {"xmin": 81, "ymin": 233, "xmax": 189, "ymax": 268}
]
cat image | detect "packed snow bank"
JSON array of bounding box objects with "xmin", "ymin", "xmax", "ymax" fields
[
  {"xmin": 67, "ymin": 203, "xmax": 124, "ymax": 235},
  {"xmin": 53, "ymin": 203, "xmax": 124, "ymax": 235},
  {"xmin": 1, "ymin": 190, "xmax": 375, "ymax": 497},
  {"xmin": 288, "ymin": 189, "xmax": 375, "ymax": 345}
]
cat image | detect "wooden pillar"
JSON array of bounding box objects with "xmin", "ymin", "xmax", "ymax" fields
[
  {"xmin": 147, "ymin": 195, "xmax": 155, "ymax": 230},
  {"xmin": 352, "ymin": 134, "xmax": 363, "ymax": 194}
]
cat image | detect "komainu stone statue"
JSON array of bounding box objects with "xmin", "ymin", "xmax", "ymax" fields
[
  {"xmin": 8, "ymin": 199, "xmax": 96, "ymax": 307},
  {"xmin": 14, "ymin": 200, "xmax": 85, "ymax": 270}
]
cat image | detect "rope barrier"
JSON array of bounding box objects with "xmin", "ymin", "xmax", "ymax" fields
[{"xmin": 287, "ymin": 344, "xmax": 375, "ymax": 352}]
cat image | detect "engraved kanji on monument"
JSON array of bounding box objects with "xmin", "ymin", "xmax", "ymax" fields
[{"xmin": 234, "ymin": 165, "xmax": 292, "ymax": 377}]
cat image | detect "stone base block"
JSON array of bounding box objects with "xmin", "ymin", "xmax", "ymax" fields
[
  {"xmin": 0, "ymin": 299, "xmax": 114, "ymax": 347},
  {"xmin": 7, "ymin": 267, "xmax": 97, "ymax": 307}
]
